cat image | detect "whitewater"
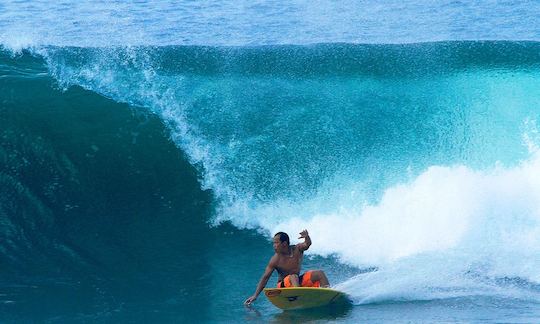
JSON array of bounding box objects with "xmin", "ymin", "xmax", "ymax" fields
[{"xmin": 2, "ymin": 1, "xmax": 540, "ymax": 322}]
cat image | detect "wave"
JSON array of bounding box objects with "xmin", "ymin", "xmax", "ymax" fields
[{"xmin": 3, "ymin": 41, "xmax": 540, "ymax": 302}]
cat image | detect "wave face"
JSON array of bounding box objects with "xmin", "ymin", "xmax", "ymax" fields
[
  {"xmin": 0, "ymin": 49, "xmax": 212, "ymax": 293},
  {"xmin": 3, "ymin": 41, "xmax": 540, "ymax": 306}
]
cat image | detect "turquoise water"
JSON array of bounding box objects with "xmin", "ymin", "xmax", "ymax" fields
[{"xmin": 3, "ymin": 2, "xmax": 540, "ymax": 323}]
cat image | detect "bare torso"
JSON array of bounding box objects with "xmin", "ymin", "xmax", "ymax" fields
[{"xmin": 272, "ymin": 245, "xmax": 304, "ymax": 282}]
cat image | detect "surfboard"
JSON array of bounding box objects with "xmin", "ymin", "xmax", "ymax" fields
[{"xmin": 263, "ymin": 287, "xmax": 347, "ymax": 310}]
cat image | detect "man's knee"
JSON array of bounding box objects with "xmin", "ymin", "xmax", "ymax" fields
[{"xmin": 289, "ymin": 274, "xmax": 300, "ymax": 285}]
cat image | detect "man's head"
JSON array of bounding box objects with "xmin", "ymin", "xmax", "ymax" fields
[{"xmin": 273, "ymin": 232, "xmax": 290, "ymax": 253}]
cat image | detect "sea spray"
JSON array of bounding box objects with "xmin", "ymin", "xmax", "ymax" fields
[{"xmin": 312, "ymin": 150, "xmax": 540, "ymax": 303}]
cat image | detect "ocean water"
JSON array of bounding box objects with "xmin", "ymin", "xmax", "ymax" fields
[{"xmin": 2, "ymin": 1, "xmax": 540, "ymax": 323}]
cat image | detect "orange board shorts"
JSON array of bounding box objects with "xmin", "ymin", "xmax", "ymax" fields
[{"xmin": 277, "ymin": 270, "xmax": 320, "ymax": 288}]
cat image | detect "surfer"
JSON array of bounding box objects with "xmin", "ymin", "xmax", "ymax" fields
[{"xmin": 244, "ymin": 229, "xmax": 330, "ymax": 306}]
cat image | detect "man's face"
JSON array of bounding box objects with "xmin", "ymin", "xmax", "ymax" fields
[{"xmin": 273, "ymin": 236, "xmax": 286, "ymax": 253}]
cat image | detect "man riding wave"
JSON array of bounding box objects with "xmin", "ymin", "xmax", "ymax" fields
[{"xmin": 244, "ymin": 229, "xmax": 330, "ymax": 306}]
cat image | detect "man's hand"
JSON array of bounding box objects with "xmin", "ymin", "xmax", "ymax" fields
[
  {"xmin": 244, "ymin": 295, "xmax": 257, "ymax": 306},
  {"xmin": 298, "ymin": 229, "xmax": 312, "ymax": 251}
]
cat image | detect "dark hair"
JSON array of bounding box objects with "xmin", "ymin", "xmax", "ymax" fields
[{"xmin": 274, "ymin": 232, "xmax": 290, "ymax": 245}]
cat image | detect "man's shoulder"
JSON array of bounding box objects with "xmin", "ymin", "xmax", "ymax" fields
[{"xmin": 269, "ymin": 253, "xmax": 280, "ymax": 264}]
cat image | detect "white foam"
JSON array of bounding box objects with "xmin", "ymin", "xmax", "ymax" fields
[{"xmin": 239, "ymin": 150, "xmax": 540, "ymax": 302}]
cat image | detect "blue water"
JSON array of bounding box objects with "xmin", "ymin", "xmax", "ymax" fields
[
  {"xmin": 2, "ymin": 1, "xmax": 540, "ymax": 323},
  {"xmin": 1, "ymin": 1, "xmax": 540, "ymax": 46}
]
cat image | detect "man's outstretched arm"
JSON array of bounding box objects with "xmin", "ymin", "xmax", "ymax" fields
[
  {"xmin": 297, "ymin": 229, "xmax": 312, "ymax": 251},
  {"xmin": 244, "ymin": 263, "xmax": 274, "ymax": 306}
]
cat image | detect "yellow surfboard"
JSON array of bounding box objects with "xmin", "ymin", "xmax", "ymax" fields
[{"xmin": 264, "ymin": 287, "xmax": 347, "ymax": 310}]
